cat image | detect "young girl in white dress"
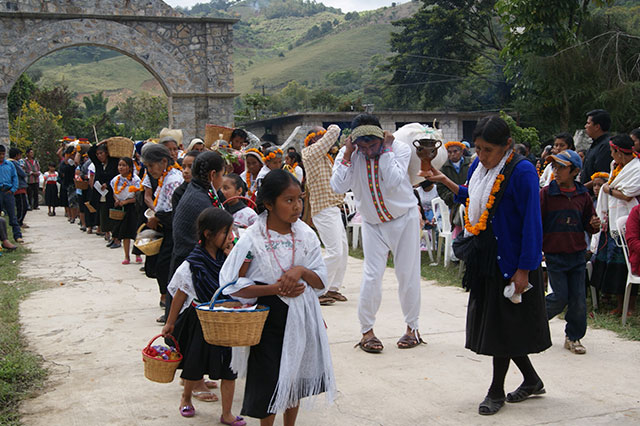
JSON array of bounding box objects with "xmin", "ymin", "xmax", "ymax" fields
[
  {"xmin": 110, "ymin": 157, "xmax": 141, "ymax": 265},
  {"xmin": 220, "ymin": 169, "xmax": 336, "ymax": 426}
]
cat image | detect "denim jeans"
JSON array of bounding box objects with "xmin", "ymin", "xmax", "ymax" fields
[
  {"xmin": 0, "ymin": 190, "xmax": 22, "ymax": 240},
  {"xmin": 545, "ymin": 251, "xmax": 587, "ymax": 341}
]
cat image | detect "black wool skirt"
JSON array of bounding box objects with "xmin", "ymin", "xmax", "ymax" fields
[
  {"xmin": 44, "ymin": 184, "xmax": 58, "ymax": 207},
  {"xmin": 241, "ymin": 294, "xmax": 289, "ymax": 419},
  {"xmin": 111, "ymin": 203, "xmax": 138, "ymax": 240},
  {"xmin": 466, "ymin": 266, "xmax": 552, "ymax": 357},
  {"xmin": 170, "ymin": 306, "xmax": 236, "ymax": 381}
]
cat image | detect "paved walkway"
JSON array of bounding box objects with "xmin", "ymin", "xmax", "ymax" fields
[{"xmin": 17, "ymin": 209, "xmax": 640, "ymax": 425}]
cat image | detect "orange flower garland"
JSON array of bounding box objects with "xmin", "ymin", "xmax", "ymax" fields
[
  {"xmin": 153, "ymin": 166, "xmax": 175, "ymax": 208},
  {"xmin": 264, "ymin": 149, "xmax": 283, "ymax": 161},
  {"xmin": 608, "ymin": 164, "xmax": 622, "ymax": 185},
  {"xmin": 113, "ymin": 174, "xmax": 132, "ymax": 195},
  {"xmin": 464, "ymin": 152, "xmax": 514, "ymax": 235},
  {"xmin": 304, "ymin": 130, "xmax": 327, "ymax": 147},
  {"xmin": 590, "ymin": 172, "xmax": 609, "ymax": 181}
]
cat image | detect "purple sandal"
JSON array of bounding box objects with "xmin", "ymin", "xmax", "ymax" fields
[
  {"xmin": 220, "ymin": 415, "xmax": 246, "ymax": 426},
  {"xmin": 180, "ymin": 405, "xmax": 195, "ymax": 417}
]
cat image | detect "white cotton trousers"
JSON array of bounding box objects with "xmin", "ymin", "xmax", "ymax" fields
[
  {"xmin": 312, "ymin": 206, "xmax": 349, "ymax": 292},
  {"xmin": 359, "ymin": 207, "xmax": 421, "ymax": 334}
]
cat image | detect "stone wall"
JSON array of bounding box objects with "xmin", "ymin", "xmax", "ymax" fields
[{"xmin": 0, "ymin": 1, "xmax": 238, "ymax": 149}]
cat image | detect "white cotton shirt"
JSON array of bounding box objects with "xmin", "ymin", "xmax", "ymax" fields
[
  {"xmin": 233, "ymin": 206, "xmax": 258, "ymax": 228},
  {"xmin": 110, "ymin": 174, "xmax": 141, "ymax": 202},
  {"xmin": 330, "ymin": 141, "xmax": 416, "ymax": 225},
  {"xmin": 220, "ymin": 213, "xmax": 328, "ymax": 304},
  {"xmin": 167, "ymin": 260, "xmax": 197, "ymax": 314},
  {"xmin": 153, "ymin": 168, "xmax": 184, "ymax": 212}
]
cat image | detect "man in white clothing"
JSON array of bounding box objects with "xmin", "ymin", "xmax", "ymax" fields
[
  {"xmin": 330, "ymin": 113, "xmax": 423, "ymax": 353},
  {"xmin": 302, "ymin": 124, "xmax": 349, "ymax": 304}
]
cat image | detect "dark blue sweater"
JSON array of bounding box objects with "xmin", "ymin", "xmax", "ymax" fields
[{"xmin": 455, "ymin": 157, "xmax": 543, "ymax": 279}]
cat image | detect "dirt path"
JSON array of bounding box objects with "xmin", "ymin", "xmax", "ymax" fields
[{"xmin": 18, "ymin": 209, "xmax": 640, "ymax": 425}]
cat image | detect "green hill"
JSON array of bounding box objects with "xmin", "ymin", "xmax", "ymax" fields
[{"xmin": 24, "ymin": 0, "xmax": 419, "ymax": 103}]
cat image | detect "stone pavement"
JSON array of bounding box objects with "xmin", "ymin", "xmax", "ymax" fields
[{"xmin": 17, "ymin": 209, "xmax": 640, "ymax": 425}]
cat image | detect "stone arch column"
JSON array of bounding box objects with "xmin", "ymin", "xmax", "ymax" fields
[{"xmin": 0, "ymin": 14, "xmax": 237, "ymax": 148}]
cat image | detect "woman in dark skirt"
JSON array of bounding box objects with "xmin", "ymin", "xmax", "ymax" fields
[
  {"xmin": 163, "ymin": 208, "xmax": 244, "ymax": 423},
  {"xmin": 88, "ymin": 142, "xmax": 119, "ymax": 243},
  {"xmin": 431, "ymin": 115, "xmax": 551, "ymax": 416},
  {"xmin": 110, "ymin": 157, "xmax": 142, "ymax": 265}
]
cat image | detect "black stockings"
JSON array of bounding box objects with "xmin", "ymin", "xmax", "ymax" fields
[{"xmin": 488, "ymin": 355, "xmax": 540, "ymax": 399}]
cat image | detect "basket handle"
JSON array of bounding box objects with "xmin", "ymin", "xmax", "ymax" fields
[
  {"xmin": 208, "ymin": 281, "xmax": 239, "ymax": 309},
  {"xmin": 145, "ymin": 333, "xmax": 180, "ymax": 355},
  {"xmin": 222, "ymin": 196, "xmax": 257, "ymax": 210}
]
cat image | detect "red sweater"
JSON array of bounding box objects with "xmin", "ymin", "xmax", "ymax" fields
[{"xmin": 625, "ymin": 204, "xmax": 640, "ymax": 275}]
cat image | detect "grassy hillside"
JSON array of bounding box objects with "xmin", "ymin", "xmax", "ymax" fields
[
  {"xmin": 25, "ymin": 1, "xmax": 418, "ymax": 103},
  {"xmin": 235, "ymin": 23, "xmax": 394, "ymax": 93}
]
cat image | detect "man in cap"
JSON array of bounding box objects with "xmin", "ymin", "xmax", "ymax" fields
[{"xmin": 331, "ymin": 113, "xmax": 423, "ymax": 353}]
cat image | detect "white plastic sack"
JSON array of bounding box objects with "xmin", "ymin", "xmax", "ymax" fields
[{"xmin": 393, "ymin": 123, "xmax": 447, "ymax": 186}]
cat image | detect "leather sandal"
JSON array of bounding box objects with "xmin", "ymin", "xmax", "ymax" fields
[
  {"xmin": 355, "ymin": 336, "xmax": 384, "ymax": 353},
  {"xmin": 506, "ymin": 380, "xmax": 545, "ymax": 403},
  {"xmin": 397, "ymin": 331, "xmax": 426, "ymax": 349},
  {"xmin": 478, "ymin": 395, "xmax": 505, "ymax": 415}
]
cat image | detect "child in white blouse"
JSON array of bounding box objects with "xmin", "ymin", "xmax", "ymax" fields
[
  {"xmin": 220, "ymin": 169, "xmax": 335, "ymax": 426},
  {"xmin": 220, "ymin": 173, "xmax": 258, "ymax": 229}
]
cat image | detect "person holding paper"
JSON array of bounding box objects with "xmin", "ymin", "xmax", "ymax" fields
[{"xmin": 429, "ymin": 116, "xmax": 550, "ymax": 416}]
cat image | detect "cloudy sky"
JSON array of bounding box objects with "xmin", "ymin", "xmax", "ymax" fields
[{"xmin": 164, "ymin": 0, "xmax": 407, "ymax": 12}]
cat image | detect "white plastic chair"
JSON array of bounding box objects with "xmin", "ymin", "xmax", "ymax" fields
[
  {"xmin": 431, "ymin": 197, "xmax": 452, "ymax": 267},
  {"xmin": 616, "ymin": 215, "xmax": 640, "ymax": 325},
  {"xmin": 343, "ymin": 192, "xmax": 361, "ymax": 249},
  {"xmin": 457, "ymin": 204, "xmax": 466, "ymax": 275}
]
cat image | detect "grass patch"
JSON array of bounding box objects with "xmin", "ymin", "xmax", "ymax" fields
[
  {"xmin": 349, "ymin": 247, "xmax": 463, "ymax": 288},
  {"xmin": 0, "ymin": 247, "xmax": 47, "ymax": 426}
]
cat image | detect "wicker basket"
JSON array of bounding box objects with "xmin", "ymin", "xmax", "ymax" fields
[
  {"xmin": 205, "ymin": 124, "xmax": 234, "ymax": 149},
  {"xmin": 142, "ymin": 334, "xmax": 182, "ymax": 383},
  {"xmin": 106, "ymin": 137, "xmax": 134, "ymax": 159},
  {"xmin": 84, "ymin": 201, "xmax": 97, "ymax": 213},
  {"xmin": 74, "ymin": 180, "xmax": 89, "ymax": 190},
  {"xmin": 134, "ymin": 224, "xmax": 163, "ymax": 256},
  {"xmin": 196, "ymin": 283, "xmax": 270, "ymax": 347},
  {"xmin": 109, "ymin": 207, "xmax": 125, "ymax": 220}
]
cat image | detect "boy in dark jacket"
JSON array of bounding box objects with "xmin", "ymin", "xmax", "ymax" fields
[{"xmin": 541, "ymin": 150, "xmax": 600, "ymax": 355}]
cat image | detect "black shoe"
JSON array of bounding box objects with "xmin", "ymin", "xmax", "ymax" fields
[
  {"xmin": 106, "ymin": 240, "xmax": 114, "ymax": 248},
  {"xmin": 506, "ymin": 381, "xmax": 545, "ymax": 403},
  {"xmin": 80, "ymin": 226, "xmax": 87, "ymax": 232},
  {"xmin": 110, "ymin": 242, "xmax": 121, "ymax": 249},
  {"xmin": 156, "ymin": 314, "xmax": 166, "ymax": 324},
  {"xmin": 478, "ymin": 395, "xmax": 505, "ymax": 415}
]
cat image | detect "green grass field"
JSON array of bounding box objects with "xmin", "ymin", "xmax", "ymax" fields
[{"xmin": 0, "ymin": 247, "xmax": 47, "ymax": 425}]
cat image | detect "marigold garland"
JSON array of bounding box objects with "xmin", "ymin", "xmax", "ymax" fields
[
  {"xmin": 283, "ymin": 162, "xmax": 298, "ymax": 175},
  {"xmin": 153, "ymin": 166, "xmax": 175, "ymax": 207},
  {"xmin": 464, "ymin": 152, "xmax": 514, "ymax": 235},
  {"xmin": 244, "ymin": 148, "xmax": 265, "ymax": 163},
  {"xmin": 444, "ymin": 141, "xmax": 465, "ymax": 150},
  {"xmin": 608, "ymin": 164, "xmax": 622, "ymax": 185},
  {"xmin": 590, "ymin": 172, "xmax": 609, "ymax": 181},
  {"xmin": 113, "ymin": 174, "xmax": 132, "ymax": 195},
  {"xmin": 304, "ymin": 130, "xmax": 327, "ymax": 147},
  {"xmin": 264, "ymin": 149, "xmax": 283, "ymax": 161}
]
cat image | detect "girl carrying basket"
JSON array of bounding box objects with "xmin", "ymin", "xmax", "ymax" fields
[
  {"xmin": 220, "ymin": 169, "xmax": 336, "ymax": 426},
  {"xmin": 162, "ymin": 207, "xmax": 244, "ymax": 424}
]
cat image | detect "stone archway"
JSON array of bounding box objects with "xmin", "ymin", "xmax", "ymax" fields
[{"xmin": 0, "ymin": 0, "xmax": 238, "ymax": 148}]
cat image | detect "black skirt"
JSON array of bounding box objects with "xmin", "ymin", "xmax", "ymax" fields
[
  {"xmin": 242, "ymin": 294, "xmax": 289, "ymax": 419},
  {"xmin": 44, "ymin": 183, "xmax": 58, "ymax": 207},
  {"xmin": 111, "ymin": 203, "xmax": 138, "ymax": 240},
  {"xmin": 171, "ymin": 306, "xmax": 236, "ymax": 381},
  {"xmin": 58, "ymin": 184, "xmax": 68, "ymax": 207},
  {"xmin": 464, "ymin": 226, "xmax": 551, "ymax": 357}
]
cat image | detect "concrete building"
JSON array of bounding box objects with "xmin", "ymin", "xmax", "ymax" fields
[{"xmin": 242, "ymin": 111, "xmax": 489, "ymax": 151}]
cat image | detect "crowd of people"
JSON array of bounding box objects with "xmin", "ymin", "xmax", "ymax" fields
[{"xmin": 2, "ymin": 107, "xmax": 640, "ymax": 420}]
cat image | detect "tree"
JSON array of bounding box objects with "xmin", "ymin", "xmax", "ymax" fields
[
  {"xmin": 116, "ymin": 95, "xmax": 168, "ymax": 140},
  {"xmin": 310, "ymin": 89, "xmax": 339, "ymax": 111},
  {"xmin": 7, "ymin": 74, "xmax": 36, "ymax": 121},
  {"xmin": 9, "ymin": 101, "xmax": 64, "ymax": 166},
  {"xmin": 386, "ymin": 0, "xmax": 507, "ymax": 109},
  {"xmin": 242, "ymin": 93, "xmax": 271, "ymax": 120},
  {"xmin": 83, "ymin": 91, "xmax": 111, "ymax": 117},
  {"xmin": 34, "ymin": 85, "xmax": 81, "ymax": 132}
]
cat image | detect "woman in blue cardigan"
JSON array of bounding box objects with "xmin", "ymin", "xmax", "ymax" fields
[{"xmin": 430, "ymin": 116, "xmax": 551, "ymax": 416}]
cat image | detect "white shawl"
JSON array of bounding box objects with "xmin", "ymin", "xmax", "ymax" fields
[
  {"xmin": 219, "ymin": 213, "xmax": 336, "ymax": 414},
  {"xmin": 595, "ymin": 158, "xmax": 640, "ymax": 235},
  {"xmin": 464, "ymin": 150, "xmax": 512, "ymax": 237}
]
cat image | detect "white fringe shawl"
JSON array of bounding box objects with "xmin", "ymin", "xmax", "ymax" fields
[
  {"xmin": 220, "ymin": 213, "xmax": 336, "ymax": 414},
  {"xmin": 464, "ymin": 150, "xmax": 512, "ymax": 237}
]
